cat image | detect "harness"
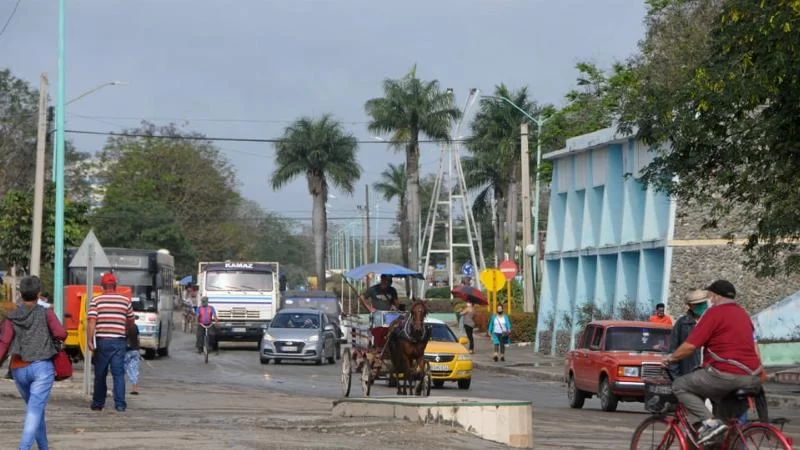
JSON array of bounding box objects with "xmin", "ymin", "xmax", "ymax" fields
[{"xmin": 706, "ymin": 349, "xmax": 763, "ymax": 376}]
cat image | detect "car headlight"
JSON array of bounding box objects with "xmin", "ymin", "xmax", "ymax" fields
[
  {"xmin": 456, "ymin": 354, "xmax": 471, "ymax": 361},
  {"xmin": 262, "ymin": 333, "xmax": 276, "ymax": 342},
  {"xmin": 307, "ymin": 334, "xmax": 319, "ymax": 342},
  {"xmin": 618, "ymin": 366, "xmax": 640, "ymax": 377}
]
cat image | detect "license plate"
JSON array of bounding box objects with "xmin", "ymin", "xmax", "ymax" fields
[
  {"xmin": 232, "ymin": 328, "xmax": 246, "ymax": 333},
  {"xmin": 430, "ymin": 363, "xmax": 449, "ymax": 371},
  {"xmin": 282, "ymin": 346, "xmax": 298, "ymax": 352},
  {"xmin": 649, "ymin": 384, "xmax": 672, "ymax": 395}
]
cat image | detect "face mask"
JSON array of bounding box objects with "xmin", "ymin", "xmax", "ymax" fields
[{"xmin": 692, "ymin": 301, "xmax": 709, "ymax": 316}]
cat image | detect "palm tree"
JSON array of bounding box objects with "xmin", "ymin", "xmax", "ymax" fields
[
  {"xmin": 365, "ymin": 65, "xmax": 461, "ymax": 287},
  {"xmin": 373, "ymin": 163, "xmax": 408, "ymax": 266},
  {"xmin": 464, "ymin": 84, "xmax": 537, "ymax": 264},
  {"xmin": 270, "ymin": 115, "xmax": 361, "ymax": 291}
]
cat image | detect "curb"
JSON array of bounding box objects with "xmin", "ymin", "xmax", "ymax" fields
[{"xmin": 473, "ymin": 361, "xmax": 565, "ymax": 383}]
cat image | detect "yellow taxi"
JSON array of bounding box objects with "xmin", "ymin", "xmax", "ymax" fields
[{"xmin": 424, "ymin": 317, "xmax": 473, "ymax": 389}]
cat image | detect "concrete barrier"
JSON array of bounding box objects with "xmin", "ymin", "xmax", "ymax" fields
[{"xmin": 332, "ymin": 396, "xmax": 534, "ymax": 448}]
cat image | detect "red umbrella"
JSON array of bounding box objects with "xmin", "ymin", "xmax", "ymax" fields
[{"xmin": 451, "ymin": 285, "xmax": 487, "ymax": 305}]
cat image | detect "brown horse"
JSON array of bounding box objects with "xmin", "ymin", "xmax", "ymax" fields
[{"xmin": 387, "ymin": 300, "xmax": 430, "ymax": 395}]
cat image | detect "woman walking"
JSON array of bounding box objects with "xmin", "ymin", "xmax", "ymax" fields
[
  {"xmin": 459, "ymin": 301, "xmax": 476, "ymax": 353},
  {"xmin": 488, "ymin": 304, "xmax": 511, "ymax": 362},
  {"xmin": 0, "ymin": 276, "xmax": 67, "ymax": 450},
  {"xmin": 124, "ymin": 321, "xmax": 141, "ymax": 395}
]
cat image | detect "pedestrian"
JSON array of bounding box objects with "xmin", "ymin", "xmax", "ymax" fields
[
  {"xmin": 124, "ymin": 321, "xmax": 141, "ymax": 395},
  {"xmin": 459, "ymin": 301, "xmax": 476, "ymax": 354},
  {"xmin": 87, "ymin": 272, "xmax": 135, "ymax": 412},
  {"xmin": 488, "ymin": 304, "xmax": 511, "ymax": 362},
  {"xmin": 667, "ymin": 290, "xmax": 708, "ymax": 379},
  {"xmin": 0, "ymin": 275, "xmax": 67, "ymax": 450},
  {"xmin": 650, "ymin": 303, "xmax": 673, "ymax": 325}
]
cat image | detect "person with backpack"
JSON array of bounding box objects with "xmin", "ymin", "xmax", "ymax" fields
[
  {"xmin": 0, "ymin": 275, "xmax": 67, "ymax": 450},
  {"xmin": 195, "ymin": 296, "xmax": 219, "ymax": 354}
]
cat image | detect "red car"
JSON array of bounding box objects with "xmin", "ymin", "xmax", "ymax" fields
[{"xmin": 564, "ymin": 320, "xmax": 673, "ymax": 412}]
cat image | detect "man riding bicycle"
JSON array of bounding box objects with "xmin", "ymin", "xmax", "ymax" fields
[
  {"xmin": 195, "ymin": 296, "xmax": 219, "ymax": 355},
  {"xmin": 663, "ymin": 280, "xmax": 765, "ymax": 445}
]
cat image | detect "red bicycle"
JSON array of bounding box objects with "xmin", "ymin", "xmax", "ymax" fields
[{"xmin": 630, "ymin": 367, "xmax": 793, "ymax": 449}]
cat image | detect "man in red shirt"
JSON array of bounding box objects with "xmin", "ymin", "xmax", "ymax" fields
[
  {"xmin": 87, "ymin": 272, "xmax": 135, "ymax": 412},
  {"xmin": 663, "ymin": 280, "xmax": 764, "ymax": 444}
]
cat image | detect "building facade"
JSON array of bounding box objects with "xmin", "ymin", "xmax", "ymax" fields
[{"xmin": 536, "ymin": 126, "xmax": 800, "ymax": 360}]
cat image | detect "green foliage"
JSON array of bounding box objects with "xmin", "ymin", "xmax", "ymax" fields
[
  {"xmin": 0, "ymin": 182, "xmax": 89, "ymax": 273},
  {"xmin": 575, "ymin": 302, "xmax": 614, "ymax": 328},
  {"xmin": 424, "ymin": 286, "xmax": 451, "ymax": 299},
  {"xmin": 508, "ymin": 312, "xmax": 536, "ymax": 343}
]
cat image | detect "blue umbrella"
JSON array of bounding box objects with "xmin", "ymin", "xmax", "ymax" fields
[
  {"xmin": 343, "ymin": 263, "xmax": 424, "ymax": 280},
  {"xmin": 179, "ymin": 275, "xmax": 193, "ymax": 286}
]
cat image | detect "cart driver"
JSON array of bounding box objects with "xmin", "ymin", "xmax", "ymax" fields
[{"xmin": 360, "ymin": 274, "xmax": 399, "ymax": 313}]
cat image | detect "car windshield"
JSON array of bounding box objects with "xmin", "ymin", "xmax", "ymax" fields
[
  {"xmin": 131, "ymin": 285, "xmax": 157, "ymax": 312},
  {"xmin": 429, "ymin": 323, "xmax": 457, "ymax": 343},
  {"xmin": 205, "ymin": 271, "xmax": 273, "ymax": 291},
  {"xmin": 270, "ymin": 313, "xmax": 320, "ymax": 329},
  {"xmin": 605, "ymin": 327, "xmax": 671, "ymax": 353},
  {"xmin": 283, "ymin": 298, "xmax": 339, "ymax": 316}
]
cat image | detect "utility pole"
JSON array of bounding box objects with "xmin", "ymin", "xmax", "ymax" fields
[
  {"xmin": 30, "ymin": 73, "xmax": 49, "ymax": 277},
  {"xmin": 364, "ymin": 185, "xmax": 370, "ymax": 268},
  {"xmin": 520, "ymin": 122, "xmax": 534, "ymax": 313}
]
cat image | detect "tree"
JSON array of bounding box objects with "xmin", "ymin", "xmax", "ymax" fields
[
  {"xmin": 464, "ymin": 84, "xmax": 538, "ymax": 263},
  {"xmin": 373, "ymin": 163, "xmax": 408, "ymax": 268},
  {"xmin": 0, "ymin": 182, "xmax": 89, "ymax": 275},
  {"xmin": 271, "ymin": 115, "xmax": 361, "ymax": 291},
  {"xmin": 365, "ymin": 66, "xmax": 461, "ymax": 283},
  {"xmin": 251, "ymin": 213, "xmax": 314, "ymax": 288},
  {"xmin": 626, "ymin": 0, "xmax": 800, "ymax": 277},
  {"xmin": 96, "ymin": 122, "xmax": 243, "ymax": 267}
]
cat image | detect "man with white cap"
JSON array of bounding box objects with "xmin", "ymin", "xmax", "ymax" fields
[{"xmin": 667, "ymin": 289, "xmax": 709, "ymax": 379}]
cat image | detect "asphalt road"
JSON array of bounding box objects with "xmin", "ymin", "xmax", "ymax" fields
[{"xmin": 146, "ymin": 330, "xmax": 799, "ymax": 448}]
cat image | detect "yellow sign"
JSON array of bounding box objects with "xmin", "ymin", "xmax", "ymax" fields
[{"xmin": 479, "ymin": 268, "xmax": 506, "ymax": 292}]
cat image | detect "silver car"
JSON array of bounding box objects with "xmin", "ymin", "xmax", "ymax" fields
[{"xmin": 259, "ymin": 308, "xmax": 337, "ymax": 365}]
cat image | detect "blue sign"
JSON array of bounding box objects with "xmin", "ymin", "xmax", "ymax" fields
[{"xmin": 461, "ymin": 261, "xmax": 475, "ymax": 276}]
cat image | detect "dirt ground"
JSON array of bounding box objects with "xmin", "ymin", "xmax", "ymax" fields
[{"xmin": 0, "ymin": 377, "xmax": 506, "ymax": 450}]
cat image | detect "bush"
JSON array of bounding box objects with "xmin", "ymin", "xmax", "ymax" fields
[
  {"xmin": 425, "ymin": 286, "xmax": 452, "ymax": 299},
  {"xmin": 508, "ymin": 312, "xmax": 536, "ymax": 343},
  {"xmin": 473, "ymin": 305, "xmax": 489, "ymax": 332}
]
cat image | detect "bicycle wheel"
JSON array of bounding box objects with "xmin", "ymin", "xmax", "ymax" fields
[
  {"xmin": 728, "ymin": 422, "xmax": 793, "ymax": 449},
  {"xmin": 204, "ymin": 331, "xmax": 209, "ymax": 364},
  {"xmin": 630, "ymin": 415, "xmax": 688, "ymax": 450}
]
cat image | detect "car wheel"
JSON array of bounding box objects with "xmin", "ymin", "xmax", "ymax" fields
[
  {"xmin": 260, "ymin": 357, "xmax": 270, "ymax": 365},
  {"xmin": 567, "ymin": 375, "xmax": 586, "ymax": 409},
  {"xmin": 599, "ymin": 377, "xmax": 619, "ymax": 412},
  {"xmin": 457, "ymin": 379, "xmax": 471, "ymax": 390},
  {"xmin": 433, "ymin": 380, "xmax": 445, "ymax": 388}
]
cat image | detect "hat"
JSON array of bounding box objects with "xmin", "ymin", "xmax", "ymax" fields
[
  {"xmin": 684, "ymin": 289, "xmax": 708, "ymax": 304},
  {"xmin": 705, "ymin": 279, "xmax": 736, "ymax": 299},
  {"xmin": 100, "ymin": 272, "xmax": 117, "ymax": 286}
]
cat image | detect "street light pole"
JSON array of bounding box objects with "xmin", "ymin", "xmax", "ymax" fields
[{"xmin": 53, "ymin": 0, "xmax": 67, "ymax": 321}]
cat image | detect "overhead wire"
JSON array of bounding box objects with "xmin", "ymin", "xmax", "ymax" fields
[{"xmin": 0, "ymin": 0, "xmax": 22, "ymax": 40}]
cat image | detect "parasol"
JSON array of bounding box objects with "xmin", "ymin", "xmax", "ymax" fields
[{"xmin": 451, "ymin": 285, "xmax": 487, "ymax": 305}]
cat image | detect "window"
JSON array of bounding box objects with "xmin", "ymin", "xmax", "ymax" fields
[
  {"xmin": 590, "ymin": 327, "xmax": 603, "ymax": 350},
  {"xmin": 205, "ymin": 271, "xmax": 274, "ymax": 291},
  {"xmin": 578, "ymin": 326, "xmax": 595, "ymax": 349},
  {"xmin": 429, "ymin": 323, "xmax": 458, "ymax": 342},
  {"xmin": 604, "ymin": 327, "xmax": 671, "ymax": 353},
  {"xmin": 270, "ymin": 313, "xmax": 320, "ymax": 329}
]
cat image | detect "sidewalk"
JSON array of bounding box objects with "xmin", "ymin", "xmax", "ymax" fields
[{"xmin": 466, "ymin": 333, "xmax": 800, "ymax": 408}]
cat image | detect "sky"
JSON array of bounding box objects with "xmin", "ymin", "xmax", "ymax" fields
[{"xmin": 0, "ymin": 0, "xmax": 647, "ymax": 236}]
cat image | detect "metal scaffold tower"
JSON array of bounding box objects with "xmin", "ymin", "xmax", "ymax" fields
[{"xmin": 421, "ymin": 89, "xmax": 486, "ymax": 296}]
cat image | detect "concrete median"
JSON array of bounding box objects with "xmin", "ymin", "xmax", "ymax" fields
[{"xmin": 332, "ymin": 396, "xmax": 534, "ymax": 448}]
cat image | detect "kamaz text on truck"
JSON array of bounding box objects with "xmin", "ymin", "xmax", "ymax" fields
[{"xmin": 197, "ymin": 261, "xmax": 280, "ymax": 341}]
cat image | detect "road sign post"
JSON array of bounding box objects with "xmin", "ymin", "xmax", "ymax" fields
[
  {"xmin": 479, "ymin": 268, "xmax": 506, "ymax": 313},
  {"xmin": 498, "ymin": 260, "xmax": 519, "ymax": 314}
]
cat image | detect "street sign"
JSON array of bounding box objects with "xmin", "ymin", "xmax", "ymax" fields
[
  {"xmin": 69, "ymin": 229, "xmax": 111, "ymax": 268},
  {"xmin": 499, "ymin": 259, "xmax": 519, "ymax": 281},
  {"xmin": 479, "ymin": 268, "xmax": 506, "ymax": 292},
  {"xmin": 461, "ymin": 261, "xmax": 475, "ymax": 277}
]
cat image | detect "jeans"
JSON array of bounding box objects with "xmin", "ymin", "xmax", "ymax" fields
[
  {"xmin": 493, "ymin": 333, "xmax": 507, "ymax": 355},
  {"xmin": 672, "ymin": 366, "xmax": 761, "ymax": 423},
  {"xmin": 12, "ymin": 360, "xmax": 55, "ymax": 450},
  {"xmin": 92, "ymin": 338, "xmax": 127, "ymax": 410}
]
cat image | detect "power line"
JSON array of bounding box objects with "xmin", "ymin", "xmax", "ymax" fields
[
  {"xmin": 0, "ymin": 0, "xmax": 22, "ymax": 40},
  {"xmin": 69, "ymin": 113, "xmax": 371, "ymax": 126},
  {"xmin": 64, "ymin": 128, "xmax": 469, "ymax": 145}
]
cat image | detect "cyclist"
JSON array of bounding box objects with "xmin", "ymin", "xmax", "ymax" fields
[
  {"xmin": 662, "ymin": 280, "xmax": 765, "ymax": 444},
  {"xmin": 195, "ymin": 296, "xmax": 219, "ymax": 355}
]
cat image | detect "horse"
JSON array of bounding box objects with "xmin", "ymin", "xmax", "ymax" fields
[{"xmin": 386, "ymin": 300, "xmax": 431, "ymax": 395}]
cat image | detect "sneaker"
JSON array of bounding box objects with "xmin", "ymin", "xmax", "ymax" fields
[
  {"xmin": 115, "ymin": 407, "xmax": 126, "ymax": 412},
  {"xmin": 500, "ymin": 356, "xmax": 505, "ymax": 362},
  {"xmin": 90, "ymin": 405, "xmax": 103, "ymax": 411},
  {"xmin": 696, "ymin": 420, "xmax": 727, "ymax": 444}
]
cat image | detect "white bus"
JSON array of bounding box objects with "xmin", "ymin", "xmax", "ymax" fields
[{"xmin": 198, "ymin": 261, "xmax": 280, "ymax": 342}]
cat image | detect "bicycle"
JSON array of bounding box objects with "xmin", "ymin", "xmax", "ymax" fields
[
  {"xmin": 630, "ymin": 366, "xmax": 793, "ymax": 449},
  {"xmin": 199, "ymin": 323, "xmax": 214, "ymax": 364}
]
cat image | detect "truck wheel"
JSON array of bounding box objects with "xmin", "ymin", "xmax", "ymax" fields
[
  {"xmin": 599, "ymin": 377, "xmax": 619, "ymax": 412},
  {"xmin": 143, "ymin": 349, "xmax": 156, "ymax": 360},
  {"xmin": 157, "ymin": 346, "xmax": 169, "ymax": 357},
  {"xmin": 567, "ymin": 375, "xmax": 586, "ymax": 409}
]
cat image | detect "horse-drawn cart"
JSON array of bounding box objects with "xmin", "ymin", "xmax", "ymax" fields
[{"xmin": 339, "ymin": 263, "xmax": 432, "ymax": 398}]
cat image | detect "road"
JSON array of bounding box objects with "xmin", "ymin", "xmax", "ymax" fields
[{"xmin": 1, "ymin": 329, "xmax": 796, "ymax": 449}]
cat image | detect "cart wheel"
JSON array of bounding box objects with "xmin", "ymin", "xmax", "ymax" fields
[
  {"xmin": 421, "ymin": 362, "xmax": 432, "ymax": 397},
  {"xmin": 361, "ymin": 360, "xmax": 372, "ymax": 397},
  {"xmin": 341, "ymin": 348, "xmax": 352, "ymax": 398}
]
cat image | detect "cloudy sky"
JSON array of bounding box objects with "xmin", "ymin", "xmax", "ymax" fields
[{"xmin": 1, "ymin": 0, "xmax": 646, "ymax": 235}]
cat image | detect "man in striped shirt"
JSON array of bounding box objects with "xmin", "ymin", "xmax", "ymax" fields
[{"xmin": 87, "ymin": 272, "xmax": 135, "ymax": 412}]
